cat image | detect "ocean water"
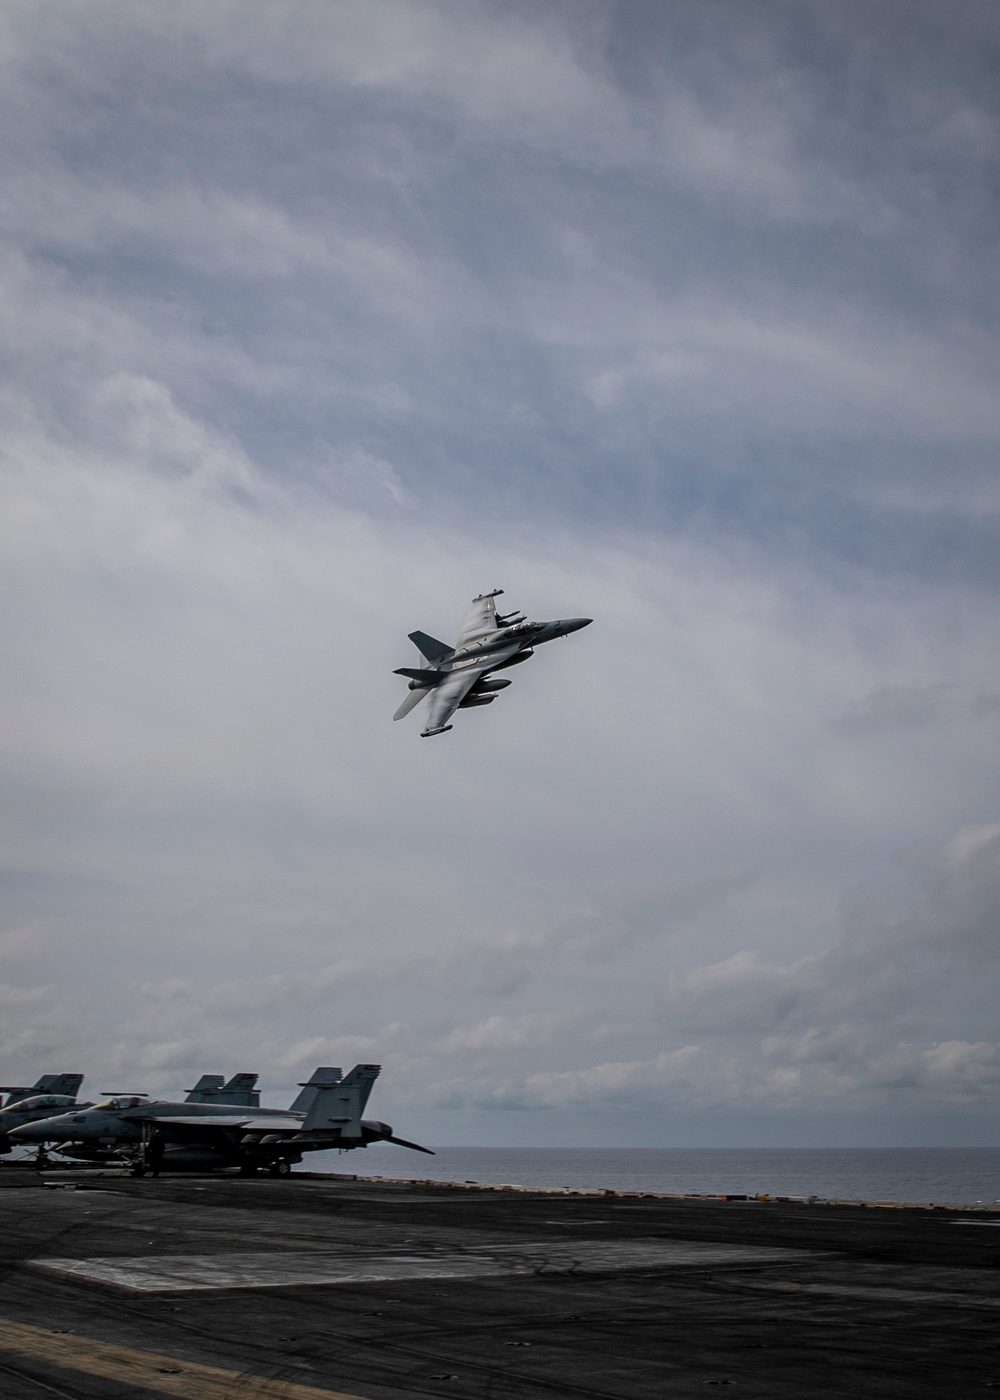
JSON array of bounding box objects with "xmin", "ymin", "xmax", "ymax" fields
[{"xmin": 349, "ymin": 1147, "xmax": 1000, "ymax": 1205}]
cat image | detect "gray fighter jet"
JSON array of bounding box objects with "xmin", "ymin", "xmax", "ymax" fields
[
  {"xmin": 0, "ymin": 1084, "xmax": 91, "ymax": 1156},
  {"xmin": 394, "ymin": 591, "xmax": 592, "ymax": 736},
  {"xmin": 12, "ymin": 1064, "xmax": 431, "ymax": 1176},
  {"xmin": 0, "ymin": 1073, "xmax": 258, "ymax": 1162}
]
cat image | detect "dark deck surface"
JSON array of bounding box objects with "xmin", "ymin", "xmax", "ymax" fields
[{"xmin": 1, "ymin": 1169, "xmax": 999, "ymax": 1398}]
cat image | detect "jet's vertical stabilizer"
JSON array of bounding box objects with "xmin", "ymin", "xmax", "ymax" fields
[
  {"xmin": 217, "ymin": 1073, "xmax": 260, "ymax": 1106},
  {"xmin": 185, "ymin": 1075, "xmax": 225, "ymax": 1103},
  {"xmin": 290, "ymin": 1066, "xmax": 343, "ymax": 1115},
  {"xmin": 303, "ymin": 1064, "xmax": 381, "ymax": 1137},
  {"xmin": 183, "ymin": 1073, "xmax": 259, "ymax": 1106},
  {"xmin": 0, "ymin": 1074, "xmax": 85, "ymax": 1108},
  {"xmin": 408, "ymin": 631, "xmax": 451, "ymax": 664}
]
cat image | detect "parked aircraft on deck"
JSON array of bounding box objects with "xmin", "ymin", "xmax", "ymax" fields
[
  {"xmin": 0, "ymin": 1079, "xmax": 90, "ymax": 1156},
  {"xmin": 12, "ymin": 1064, "xmax": 431, "ymax": 1175},
  {"xmin": 0, "ymin": 1072, "xmax": 264, "ymax": 1158}
]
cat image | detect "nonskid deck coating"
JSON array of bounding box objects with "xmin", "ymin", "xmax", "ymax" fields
[
  {"xmin": 34, "ymin": 1237, "xmax": 809, "ymax": 1291},
  {"xmin": 2, "ymin": 1169, "xmax": 1000, "ymax": 1398}
]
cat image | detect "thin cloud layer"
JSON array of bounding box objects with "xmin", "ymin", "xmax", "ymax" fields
[{"xmin": 1, "ymin": 2, "xmax": 999, "ymax": 1145}]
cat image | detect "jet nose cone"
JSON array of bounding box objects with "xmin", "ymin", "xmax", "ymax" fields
[
  {"xmin": 564, "ymin": 617, "xmax": 593, "ymax": 633},
  {"xmin": 9, "ymin": 1123, "xmax": 44, "ymax": 1141}
]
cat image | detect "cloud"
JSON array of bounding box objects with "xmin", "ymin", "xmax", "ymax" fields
[
  {"xmin": 668, "ymin": 950, "xmax": 824, "ymax": 1033},
  {"xmin": 440, "ymin": 1009, "xmax": 582, "ymax": 1053},
  {"xmin": 832, "ymin": 683, "xmax": 956, "ymax": 734},
  {"xmin": 757, "ymin": 1033, "xmax": 1000, "ymax": 1105},
  {"xmin": 494, "ymin": 1046, "xmax": 701, "ymax": 1109}
]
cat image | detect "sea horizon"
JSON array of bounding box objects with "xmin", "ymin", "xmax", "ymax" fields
[{"xmin": 338, "ymin": 1145, "xmax": 1000, "ymax": 1206}]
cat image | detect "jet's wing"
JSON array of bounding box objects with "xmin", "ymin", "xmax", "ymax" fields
[
  {"xmin": 421, "ymin": 646, "xmax": 520, "ymax": 735},
  {"xmin": 421, "ymin": 667, "xmax": 481, "ymax": 735},
  {"xmin": 134, "ymin": 1114, "xmax": 304, "ymax": 1132},
  {"xmin": 455, "ymin": 592, "xmax": 501, "ymax": 646}
]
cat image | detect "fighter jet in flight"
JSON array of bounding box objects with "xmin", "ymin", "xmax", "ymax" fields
[
  {"xmin": 394, "ymin": 591, "xmax": 592, "ymax": 736},
  {"xmin": 12, "ymin": 1064, "xmax": 431, "ymax": 1176}
]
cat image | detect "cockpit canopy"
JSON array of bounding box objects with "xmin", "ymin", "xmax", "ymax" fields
[
  {"xmin": 91, "ymin": 1096, "xmax": 149, "ymax": 1112},
  {"xmin": 1, "ymin": 1094, "xmax": 76, "ymax": 1112}
]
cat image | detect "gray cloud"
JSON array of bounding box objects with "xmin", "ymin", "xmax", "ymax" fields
[
  {"xmin": 0, "ymin": 2, "xmax": 998, "ymax": 1143},
  {"xmin": 832, "ymin": 683, "xmax": 956, "ymax": 733}
]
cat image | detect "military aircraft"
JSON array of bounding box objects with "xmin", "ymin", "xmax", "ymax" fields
[
  {"xmin": 0, "ymin": 1080, "xmax": 90, "ymax": 1156},
  {"xmin": 12, "ymin": 1064, "xmax": 432, "ymax": 1176},
  {"xmin": 394, "ymin": 590, "xmax": 592, "ymax": 736},
  {"xmin": 0, "ymin": 1073, "xmax": 259, "ymax": 1161}
]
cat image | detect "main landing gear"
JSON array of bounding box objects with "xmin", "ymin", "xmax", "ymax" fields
[{"xmin": 238, "ymin": 1159, "xmax": 289, "ymax": 1177}]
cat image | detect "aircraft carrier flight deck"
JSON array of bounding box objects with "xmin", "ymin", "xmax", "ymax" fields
[{"xmin": 1, "ymin": 1168, "xmax": 998, "ymax": 1398}]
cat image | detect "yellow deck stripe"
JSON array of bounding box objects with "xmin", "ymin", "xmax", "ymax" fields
[{"xmin": 0, "ymin": 1317, "xmax": 369, "ymax": 1400}]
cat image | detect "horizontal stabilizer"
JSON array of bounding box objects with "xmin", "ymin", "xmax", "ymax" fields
[
  {"xmin": 393, "ymin": 687, "xmax": 430, "ymax": 721},
  {"xmin": 393, "ymin": 667, "xmax": 440, "ymax": 683},
  {"xmin": 387, "ymin": 1134, "xmax": 435, "ymax": 1155},
  {"xmin": 184, "ymin": 1075, "xmax": 224, "ymax": 1103},
  {"xmin": 408, "ymin": 630, "xmax": 451, "ymax": 663}
]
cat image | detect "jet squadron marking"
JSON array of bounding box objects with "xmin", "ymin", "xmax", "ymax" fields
[{"xmin": 394, "ymin": 590, "xmax": 592, "ymax": 736}]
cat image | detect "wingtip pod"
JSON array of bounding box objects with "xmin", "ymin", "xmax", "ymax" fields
[{"xmin": 420, "ymin": 724, "xmax": 453, "ymax": 737}]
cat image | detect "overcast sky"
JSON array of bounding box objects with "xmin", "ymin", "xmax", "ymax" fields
[{"xmin": 2, "ymin": 0, "xmax": 999, "ymax": 1150}]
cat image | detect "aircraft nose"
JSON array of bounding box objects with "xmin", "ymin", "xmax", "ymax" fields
[
  {"xmin": 9, "ymin": 1122, "xmax": 45, "ymax": 1142},
  {"xmin": 562, "ymin": 617, "xmax": 592, "ymax": 634}
]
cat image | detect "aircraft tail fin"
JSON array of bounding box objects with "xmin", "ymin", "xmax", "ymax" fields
[
  {"xmin": 303, "ymin": 1063, "xmax": 381, "ymax": 1135},
  {"xmin": 289, "ymin": 1066, "xmax": 343, "ymax": 1115},
  {"xmin": 0, "ymin": 1082, "xmax": 34, "ymax": 1107},
  {"xmin": 185, "ymin": 1075, "xmax": 225, "ymax": 1102},
  {"xmin": 408, "ymin": 631, "xmax": 451, "ymax": 664},
  {"xmin": 35, "ymin": 1073, "xmax": 84, "ymax": 1101},
  {"xmin": 183, "ymin": 1073, "xmax": 259, "ymax": 1105},
  {"xmin": 0, "ymin": 1073, "xmax": 85, "ymax": 1108},
  {"xmin": 218, "ymin": 1073, "xmax": 260, "ymax": 1106}
]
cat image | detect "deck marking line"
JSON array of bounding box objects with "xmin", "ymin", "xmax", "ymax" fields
[
  {"xmin": 31, "ymin": 1240, "xmax": 809, "ymax": 1292},
  {"xmin": 0, "ymin": 1317, "xmax": 369, "ymax": 1400}
]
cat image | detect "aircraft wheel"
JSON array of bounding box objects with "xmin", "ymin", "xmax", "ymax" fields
[{"xmin": 269, "ymin": 1158, "xmax": 291, "ymax": 1178}]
